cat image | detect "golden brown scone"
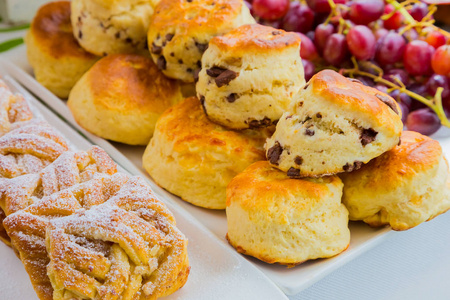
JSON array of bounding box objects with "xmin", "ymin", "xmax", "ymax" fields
[
  {"xmin": 68, "ymin": 54, "xmax": 183, "ymax": 146},
  {"xmin": 266, "ymin": 70, "xmax": 403, "ymax": 178},
  {"xmin": 197, "ymin": 24, "xmax": 305, "ymax": 129},
  {"xmin": 0, "ymin": 80, "xmax": 33, "ymax": 136},
  {"xmin": 25, "ymin": 1, "xmax": 99, "ymax": 98},
  {"xmin": 71, "ymin": 0, "xmax": 158, "ymax": 56},
  {"xmin": 143, "ymin": 97, "xmax": 270, "ymax": 209},
  {"xmin": 148, "ymin": 0, "xmax": 255, "ymax": 82},
  {"xmin": 226, "ymin": 161, "xmax": 350, "ymax": 266},
  {"xmin": 340, "ymin": 131, "xmax": 450, "ymax": 231}
]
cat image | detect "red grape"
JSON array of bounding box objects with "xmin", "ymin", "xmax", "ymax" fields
[
  {"xmin": 403, "ymin": 40, "xmax": 434, "ymax": 76},
  {"xmin": 426, "ymin": 74, "xmax": 450, "ymax": 99},
  {"xmin": 323, "ymin": 33, "xmax": 348, "ymax": 66},
  {"xmin": 398, "ymin": 101, "xmax": 409, "ymax": 124},
  {"xmin": 297, "ymin": 33, "xmax": 318, "ymax": 60},
  {"xmin": 383, "ymin": 69, "xmax": 409, "ymax": 86},
  {"xmin": 383, "ymin": 4, "xmax": 404, "ymax": 30},
  {"xmin": 348, "ymin": 0, "xmax": 384, "ymax": 25},
  {"xmin": 390, "ymin": 89, "xmax": 412, "ymax": 108},
  {"xmin": 302, "ymin": 59, "xmax": 315, "ymax": 81},
  {"xmin": 282, "ymin": 1, "xmax": 314, "ymax": 33},
  {"xmin": 408, "ymin": 2, "xmax": 429, "ymax": 22},
  {"xmin": 252, "ymin": 0, "xmax": 290, "ymax": 21},
  {"xmin": 244, "ymin": 0, "xmax": 252, "ymax": 10},
  {"xmin": 374, "ymin": 28, "xmax": 388, "ymax": 40},
  {"xmin": 375, "ymin": 84, "xmax": 388, "ymax": 94},
  {"xmin": 314, "ymin": 23, "xmax": 335, "ymax": 54},
  {"xmin": 406, "ymin": 108, "xmax": 441, "ymax": 136},
  {"xmin": 375, "ymin": 32, "xmax": 406, "ymax": 65},
  {"xmin": 259, "ymin": 19, "xmax": 283, "ymax": 29},
  {"xmin": 402, "ymin": 28, "xmax": 419, "ymax": 42},
  {"xmin": 346, "ymin": 25, "xmax": 376, "ymax": 60},
  {"xmin": 306, "ymin": 0, "xmax": 346, "ymax": 13},
  {"xmin": 432, "ymin": 45, "xmax": 450, "ymax": 76},
  {"xmin": 425, "ymin": 31, "xmax": 446, "ymax": 49}
]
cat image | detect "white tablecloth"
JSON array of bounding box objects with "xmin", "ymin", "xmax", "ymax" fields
[{"xmin": 1, "ymin": 29, "xmax": 450, "ymax": 300}]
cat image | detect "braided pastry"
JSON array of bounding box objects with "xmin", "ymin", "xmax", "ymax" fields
[
  {"xmin": 0, "ymin": 119, "xmax": 69, "ymax": 179},
  {"xmin": 0, "ymin": 146, "xmax": 116, "ymax": 245},
  {"xmin": 46, "ymin": 176, "xmax": 189, "ymax": 300},
  {"xmin": 3, "ymin": 173, "xmax": 130, "ymax": 300},
  {"xmin": 0, "ymin": 80, "xmax": 33, "ymax": 136}
]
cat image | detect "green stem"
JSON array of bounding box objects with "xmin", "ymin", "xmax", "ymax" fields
[
  {"xmin": 0, "ymin": 38, "xmax": 24, "ymax": 53},
  {"xmin": 386, "ymin": 0, "xmax": 416, "ymax": 24},
  {"xmin": 0, "ymin": 24, "xmax": 29, "ymax": 33}
]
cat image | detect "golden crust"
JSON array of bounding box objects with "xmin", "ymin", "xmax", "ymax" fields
[
  {"xmin": 87, "ymin": 54, "xmax": 180, "ymax": 113},
  {"xmin": 211, "ymin": 24, "xmax": 301, "ymax": 53},
  {"xmin": 29, "ymin": 1, "xmax": 96, "ymax": 60},
  {"xmin": 342, "ymin": 131, "xmax": 442, "ymax": 187},
  {"xmin": 226, "ymin": 161, "xmax": 342, "ymax": 214},
  {"xmin": 150, "ymin": 0, "xmax": 245, "ymax": 38},
  {"xmin": 310, "ymin": 70, "xmax": 401, "ymax": 128}
]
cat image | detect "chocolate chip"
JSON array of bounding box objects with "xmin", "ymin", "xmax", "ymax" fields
[
  {"xmin": 349, "ymin": 78, "xmax": 362, "ymax": 84},
  {"xmin": 187, "ymin": 68, "xmax": 193, "ymax": 73},
  {"xmin": 305, "ymin": 128, "xmax": 315, "ymax": 136},
  {"xmin": 197, "ymin": 61, "xmax": 202, "ymax": 68},
  {"xmin": 199, "ymin": 95, "xmax": 208, "ymax": 115},
  {"xmin": 166, "ymin": 33, "xmax": 174, "ymax": 42},
  {"xmin": 157, "ymin": 56, "xmax": 166, "ymax": 70},
  {"xmin": 115, "ymin": 32, "xmax": 120, "ymax": 39},
  {"xmin": 267, "ymin": 142, "xmax": 283, "ymax": 165},
  {"xmin": 316, "ymin": 113, "xmax": 322, "ymax": 118},
  {"xmin": 125, "ymin": 38, "xmax": 133, "ymax": 43},
  {"xmin": 272, "ymin": 31, "xmax": 282, "ymax": 35},
  {"xmin": 287, "ymin": 167, "xmax": 301, "ymax": 178},
  {"xmin": 151, "ymin": 43, "xmax": 162, "ymax": 54},
  {"xmin": 226, "ymin": 93, "xmax": 237, "ymax": 103},
  {"xmin": 194, "ymin": 69, "xmax": 201, "ymax": 83},
  {"xmin": 360, "ymin": 128, "xmax": 378, "ymax": 146},
  {"xmin": 195, "ymin": 41, "xmax": 208, "ymax": 52},
  {"xmin": 299, "ymin": 102, "xmax": 304, "ymax": 107},
  {"xmin": 206, "ymin": 66, "xmax": 226, "ymax": 77},
  {"xmin": 215, "ymin": 70, "xmax": 238, "ymax": 87},
  {"xmin": 178, "ymin": 59, "xmax": 183, "ymax": 64},
  {"xmin": 286, "ymin": 115, "xmax": 293, "ymax": 119},
  {"xmin": 303, "ymin": 84, "xmax": 309, "ymax": 90},
  {"xmin": 78, "ymin": 30, "xmax": 83, "ymax": 39},
  {"xmin": 170, "ymin": 52, "xmax": 175, "ymax": 57},
  {"xmin": 375, "ymin": 93, "xmax": 399, "ymax": 115},
  {"xmin": 249, "ymin": 117, "xmax": 272, "ymax": 128},
  {"xmin": 343, "ymin": 161, "xmax": 363, "ymax": 172},
  {"xmin": 398, "ymin": 137, "xmax": 401, "ymax": 146},
  {"xmin": 294, "ymin": 156, "xmax": 303, "ymax": 165}
]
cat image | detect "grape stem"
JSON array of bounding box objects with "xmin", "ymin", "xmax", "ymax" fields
[{"xmin": 341, "ymin": 57, "xmax": 450, "ymax": 128}]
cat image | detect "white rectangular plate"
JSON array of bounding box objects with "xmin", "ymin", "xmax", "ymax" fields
[
  {"xmin": 4, "ymin": 47, "xmax": 450, "ymax": 296},
  {"xmin": 0, "ymin": 63, "xmax": 287, "ymax": 300}
]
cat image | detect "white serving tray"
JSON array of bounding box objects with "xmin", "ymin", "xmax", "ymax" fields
[
  {"xmin": 0, "ymin": 69, "xmax": 287, "ymax": 300},
  {"xmin": 3, "ymin": 47, "xmax": 450, "ymax": 296}
]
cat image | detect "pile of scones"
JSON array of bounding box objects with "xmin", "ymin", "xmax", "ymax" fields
[{"xmin": 25, "ymin": 0, "xmax": 450, "ymax": 268}]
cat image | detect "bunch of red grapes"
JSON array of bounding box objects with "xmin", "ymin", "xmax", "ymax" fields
[{"xmin": 246, "ymin": 0, "xmax": 450, "ymax": 136}]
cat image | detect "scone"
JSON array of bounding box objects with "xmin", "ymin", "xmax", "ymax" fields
[
  {"xmin": 197, "ymin": 24, "xmax": 305, "ymax": 129},
  {"xmin": 26, "ymin": 1, "xmax": 99, "ymax": 98},
  {"xmin": 143, "ymin": 97, "xmax": 270, "ymax": 209},
  {"xmin": 340, "ymin": 131, "xmax": 450, "ymax": 231},
  {"xmin": 71, "ymin": 0, "xmax": 157, "ymax": 56},
  {"xmin": 0, "ymin": 81, "xmax": 33, "ymax": 136},
  {"xmin": 148, "ymin": 0, "xmax": 255, "ymax": 82},
  {"xmin": 265, "ymin": 70, "xmax": 403, "ymax": 178},
  {"xmin": 68, "ymin": 54, "xmax": 183, "ymax": 146},
  {"xmin": 226, "ymin": 161, "xmax": 350, "ymax": 266}
]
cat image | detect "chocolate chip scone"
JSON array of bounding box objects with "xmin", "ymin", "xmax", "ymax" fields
[
  {"xmin": 147, "ymin": 0, "xmax": 255, "ymax": 83},
  {"xmin": 265, "ymin": 70, "xmax": 403, "ymax": 178},
  {"xmin": 71, "ymin": 0, "xmax": 158, "ymax": 56},
  {"xmin": 197, "ymin": 24, "xmax": 305, "ymax": 130}
]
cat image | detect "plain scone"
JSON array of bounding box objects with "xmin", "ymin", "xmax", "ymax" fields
[
  {"xmin": 143, "ymin": 97, "xmax": 270, "ymax": 209},
  {"xmin": 197, "ymin": 24, "xmax": 305, "ymax": 129},
  {"xmin": 265, "ymin": 70, "xmax": 403, "ymax": 178},
  {"xmin": 25, "ymin": 1, "xmax": 99, "ymax": 98},
  {"xmin": 340, "ymin": 131, "xmax": 450, "ymax": 231},
  {"xmin": 71, "ymin": 0, "xmax": 158, "ymax": 56},
  {"xmin": 68, "ymin": 54, "xmax": 182, "ymax": 146},
  {"xmin": 226, "ymin": 161, "xmax": 350, "ymax": 266},
  {"xmin": 148, "ymin": 0, "xmax": 255, "ymax": 82}
]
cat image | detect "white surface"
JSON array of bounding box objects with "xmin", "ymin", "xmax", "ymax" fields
[
  {"xmin": 0, "ymin": 0, "xmax": 53, "ymax": 23},
  {"xmin": 0, "ymin": 72, "xmax": 288, "ymax": 300}
]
